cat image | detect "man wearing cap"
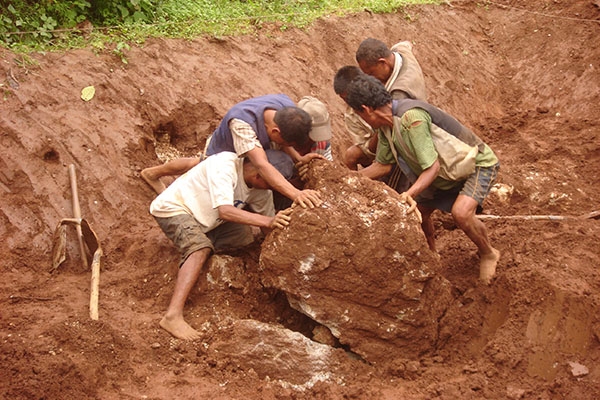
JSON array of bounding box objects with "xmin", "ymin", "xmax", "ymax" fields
[
  {"xmin": 287, "ymin": 96, "xmax": 333, "ymax": 162},
  {"xmin": 150, "ymin": 149, "xmax": 296, "ymax": 340},
  {"xmin": 142, "ymin": 94, "xmax": 322, "ymax": 209},
  {"xmin": 261, "ymin": 95, "xmax": 333, "ymax": 210}
]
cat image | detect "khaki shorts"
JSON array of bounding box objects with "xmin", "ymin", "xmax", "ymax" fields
[{"xmin": 154, "ymin": 214, "xmax": 254, "ymax": 267}]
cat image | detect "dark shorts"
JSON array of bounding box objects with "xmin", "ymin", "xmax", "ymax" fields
[
  {"xmin": 383, "ymin": 163, "xmax": 411, "ymax": 194},
  {"xmin": 416, "ymin": 163, "xmax": 500, "ymax": 213},
  {"xmin": 154, "ymin": 214, "xmax": 254, "ymax": 267}
]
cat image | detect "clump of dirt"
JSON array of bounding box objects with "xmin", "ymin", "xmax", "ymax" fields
[{"xmin": 1, "ymin": 0, "xmax": 599, "ymax": 398}]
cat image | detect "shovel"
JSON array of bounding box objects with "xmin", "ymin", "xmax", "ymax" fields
[{"xmin": 51, "ymin": 164, "xmax": 103, "ymax": 320}]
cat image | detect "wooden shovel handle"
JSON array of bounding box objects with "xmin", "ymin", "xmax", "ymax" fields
[
  {"xmin": 89, "ymin": 249, "xmax": 102, "ymax": 320},
  {"xmin": 68, "ymin": 164, "xmax": 88, "ymax": 268}
]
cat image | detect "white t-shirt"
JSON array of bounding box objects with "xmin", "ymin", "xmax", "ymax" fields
[{"xmin": 149, "ymin": 152, "xmax": 275, "ymax": 232}]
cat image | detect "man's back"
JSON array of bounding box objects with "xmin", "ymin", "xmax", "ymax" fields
[
  {"xmin": 150, "ymin": 152, "xmax": 273, "ymax": 231},
  {"xmin": 388, "ymin": 41, "xmax": 427, "ymax": 101},
  {"xmin": 206, "ymin": 94, "xmax": 295, "ymax": 156}
]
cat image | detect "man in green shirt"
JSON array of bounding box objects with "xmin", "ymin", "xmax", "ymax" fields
[{"xmin": 345, "ymin": 74, "xmax": 501, "ymax": 285}]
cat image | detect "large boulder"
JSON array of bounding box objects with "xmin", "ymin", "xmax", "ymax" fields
[{"xmin": 260, "ymin": 160, "xmax": 454, "ymax": 364}]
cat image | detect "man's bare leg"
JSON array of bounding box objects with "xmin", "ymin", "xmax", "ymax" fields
[
  {"xmin": 419, "ymin": 206, "xmax": 437, "ymax": 253},
  {"xmin": 452, "ymin": 195, "xmax": 500, "ymax": 284},
  {"xmin": 160, "ymin": 248, "xmax": 211, "ymax": 340},
  {"xmin": 344, "ymin": 145, "xmax": 372, "ymax": 171},
  {"xmin": 479, "ymin": 248, "xmax": 501, "ymax": 284},
  {"xmin": 142, "ymin": 157, "xmax": 202, "ymax": 194},
  {"xmin": 141, "ymin": 168, "xmax": 167, "ymax": 194}
]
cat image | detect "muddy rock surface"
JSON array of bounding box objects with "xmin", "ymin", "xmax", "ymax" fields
[
  {"xmin": 1, "ymin": 0, "xmax": 599, "ymax": 399},
  {"xmin": 260, "ymin": 160, "xmax": 452, "ymax": 365}
]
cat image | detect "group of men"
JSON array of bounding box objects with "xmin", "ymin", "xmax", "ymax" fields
[{"xmin": 145, "ymin": 38, "xmax": 501, "ymax": 340}]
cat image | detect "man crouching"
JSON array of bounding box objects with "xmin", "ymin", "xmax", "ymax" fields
[{"xmin": 149, "ymin": 150, "xmax": 296, "ymax": 340}]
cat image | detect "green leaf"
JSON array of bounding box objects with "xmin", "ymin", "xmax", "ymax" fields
[
  {"xmin": 117, "ymin": 5, "xmax": 130, "ymax": 19},
  {"xmin": 133, "ymin": 11, "xmax": 145, "ymax": 22}
]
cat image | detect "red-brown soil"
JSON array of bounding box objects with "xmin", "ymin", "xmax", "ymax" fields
[{"xmin": 1, "ymin": 0, "xmax": 599, "ymax": 398}]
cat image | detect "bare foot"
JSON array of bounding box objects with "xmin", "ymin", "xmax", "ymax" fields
[
  {"xmin": 141, "ymin": 168, "xmax": 166, "ymax": 194},
  {"xmin": 159, "ymin": 315, "xmax": 201, "ymax": 340},
  {"xmin": 479, "ymin": 248, "xmax": 500, "ymax": 285}
]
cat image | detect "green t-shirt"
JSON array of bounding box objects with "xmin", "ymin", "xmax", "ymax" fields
[{"xmin": 375, "ymin": 108, "xmax": 498, "ymax": 190}]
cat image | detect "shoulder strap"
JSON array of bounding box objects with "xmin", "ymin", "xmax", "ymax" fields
[{"xmin": 393, "ymin": 99, "xmax": 485, "ymax": 152}]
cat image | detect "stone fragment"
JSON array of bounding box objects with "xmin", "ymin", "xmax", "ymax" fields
[
  {"xmin": 207, "ymin": 319, "xmax": 344, "ymax": 389},
  {"xmin": 312, "ymin": 325, "xmax": 338, "ymax": 346},
  {"xmin": 206, "ymin": 254, "xmax": 248, "ymax": 290},
  {"xmin": 506, "ymin": 385, "xmax": 526, "ymax": 399},
  {"xmin": 568, "ymin": 361, "xmax": 589, "ymax": 377}
]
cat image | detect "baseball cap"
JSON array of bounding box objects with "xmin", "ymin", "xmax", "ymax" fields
[
  {"xmin": 297, "ymin": 96, "xmax": 332, "ymax": 142},
  {"xmin": 265, "ymin": 149, "xmax": 295, "ymax": 180}
]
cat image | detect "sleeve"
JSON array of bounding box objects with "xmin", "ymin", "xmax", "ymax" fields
[
  {"xmin": 402, "ymin": 109, "xmax": 439, "ymax": 170},
  {"xmin": 230, "ymin": 118, "xmax": 262, "ymax": 156},
  {"xmin": 391, "ymin": 89, "xmax": 411, "ymax": 100},
  {"xmin": 374, "ymin": 129, "xmax": 397, "ymax": 165},
  {"xmin": 344, "ymin": 109, "xmax": 374, "ymax": 146},
  {"xmin": 311, "ymin": 140, "xmax": 333, "ymax": 161}
]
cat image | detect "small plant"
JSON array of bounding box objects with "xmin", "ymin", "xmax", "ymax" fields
[
  {"xmin": 13, "ymin": 53, "xmax": 39, "ymax": 68},
  {"xmin": 113, "ymin": 41, "xmax": 131, "ymax": 64},
  {"xmin": 2, "ymin": 87, "xmax": 14, "ymax": 101}
]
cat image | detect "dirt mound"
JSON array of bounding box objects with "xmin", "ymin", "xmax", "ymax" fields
[{"xmin": 1, "ymin": 1, "xmax": 599, "ymax": 398}]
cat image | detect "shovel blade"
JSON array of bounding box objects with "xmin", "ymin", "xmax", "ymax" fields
[
  {"xmin": 50, "ymin": 218, "xmax": 90, "ymax": 272},
  {"xmin": 80, "ymin": 218, "xmax": 100, "ymax": 258},
  {"xmin": 51, "ymin": 222, "xmax": 68, "ymax": 272}
]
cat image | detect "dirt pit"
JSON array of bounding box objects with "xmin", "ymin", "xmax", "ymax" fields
[{"xmin": 1, "ymin": 0, "xmax": 599, "ymax": 398}]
